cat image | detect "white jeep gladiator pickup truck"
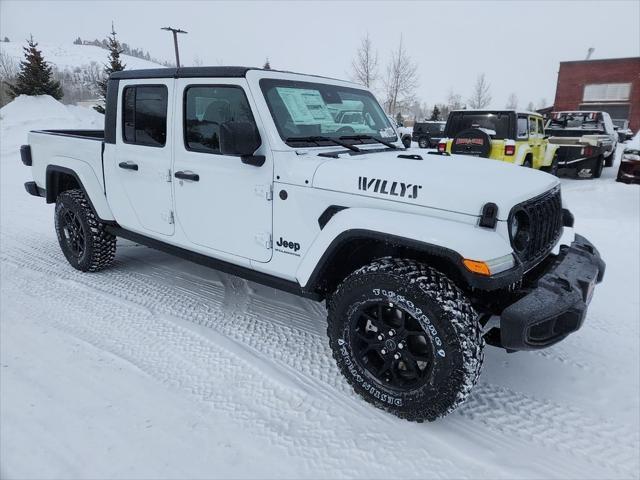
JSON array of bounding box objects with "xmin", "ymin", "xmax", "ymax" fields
[{"xmin": 22, "ymin": 66, "xmax": 605, "ymax": 422}]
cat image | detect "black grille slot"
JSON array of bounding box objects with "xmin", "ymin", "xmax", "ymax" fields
[{"xmin": 511, "ymin": 187, "xmax": 563, "ymax": 268}]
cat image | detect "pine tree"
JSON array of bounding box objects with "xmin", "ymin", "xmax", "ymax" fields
[
  {"xmin": 430, "ymin": 105, "xmax": 441, "ymax": 121},
  {"xmin": 263, "ymin": 58, "xmax": 271, "ymax": 70},
  {"xmin": 94, "ymin": 24, "xmax": 125, "ymax": 113},
  {"xmin": 8, "ymin": 36, "xmax": 62, "ymax": 100}
]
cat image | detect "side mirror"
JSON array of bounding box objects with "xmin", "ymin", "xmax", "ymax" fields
[{"xmin": 220, "ymin": 121, "xmax": 265, "ymax": 166}]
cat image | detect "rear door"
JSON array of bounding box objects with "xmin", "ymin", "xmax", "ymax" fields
[
  {"xmin": 528, "ymin": 115, "xmax": 542, "ymax": 166},
  {"xmin": 109, "ymin": 79, "xmax": 175, "ymax": 236},
  {"xmin": 171, "ymin": 79, "xmax": 273, "ymax": 262}
]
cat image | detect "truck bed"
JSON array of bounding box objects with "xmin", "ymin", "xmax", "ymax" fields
[{"xmin": 32, "ymin": 129, "xmax": 105, "ymax": 141}]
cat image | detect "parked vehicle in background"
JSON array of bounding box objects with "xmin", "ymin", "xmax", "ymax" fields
[
  {"xmin": 413, "ymin": 121, "xmax": 446, "ymax": 148},
  {"xmin": 613, "ymin": 119, "xmax": 634, "ymax": 142},
  {"xmin": 387, "ymin": 115, "xmax": 412, "ymax": 148},
  {"xmin": 437, "ymin": 110, "xmax": 559, "ymax": 172},
  {"xmin": 545, "ymin": 111, "xmax": 618, "ymax": 167},
  {"xmin": 616, "ymin": 133, "xmax": 640, "ymax": 184},
  {"xmin": 22, "ymin": 66, "xmax": 605, "ymax": 422}
]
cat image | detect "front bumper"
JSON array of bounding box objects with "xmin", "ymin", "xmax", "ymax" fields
[{"xmin": 499, "ymin": 234, "xmax": 605, "ymax": 350}]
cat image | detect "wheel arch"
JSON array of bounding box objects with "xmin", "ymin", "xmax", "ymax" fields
[
  {"xmin": 46, "ymin": 164, "xmax": 115, "ymax": 222},
  {"xmin": 298, "ymin": 208, "xmax": 519, "ymax": 298}
]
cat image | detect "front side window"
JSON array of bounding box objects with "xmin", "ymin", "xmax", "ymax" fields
[
  {"xmin": 184, "ymin": 85, "xmax": 256, "ymax": 154},
  {"xmin": 260, "ymin": 78, "xmax": 396, "ymax": 146},
  {"xmin": 122, "ymin": 85, "xmax": 168, "ymax": 147}
]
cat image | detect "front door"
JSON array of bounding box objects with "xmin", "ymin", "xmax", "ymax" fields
[
  {"xmin": 111, "ymin": 80, "xmax": 175, "ymax": 236},
  {"xmin": 172, "ymin": 79, "xmax": 273, "ymax": 262}
]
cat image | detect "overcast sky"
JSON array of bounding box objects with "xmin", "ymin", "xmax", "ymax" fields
[{"xmin": 1, "ymin": 0, "xmax": 638, "ymax": 109}]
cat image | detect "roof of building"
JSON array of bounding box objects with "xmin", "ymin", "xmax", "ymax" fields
[{"xmin": 559, "ymin": 56, "xmax": 640, "ymax": 65}]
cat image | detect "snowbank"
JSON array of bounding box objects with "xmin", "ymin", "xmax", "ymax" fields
[{"xmin": 0, "ymin": 95, "xmax": 103, "ymax": 156}]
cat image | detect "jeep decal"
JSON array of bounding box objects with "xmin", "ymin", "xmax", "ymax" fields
[{"xmin": 358, "ymin": 176, "xmax": 422, "ymax": 199}]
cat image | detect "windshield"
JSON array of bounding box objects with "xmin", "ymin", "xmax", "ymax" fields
[
  {"xmin": 260, "ymin": 78, "xmax": 397, "ymax": 146},
  {"xmin": 446, "ymin": 112, "xmax": 513, "ymax": 139}
]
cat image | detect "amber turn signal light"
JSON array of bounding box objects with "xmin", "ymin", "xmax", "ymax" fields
[{"xmin": 462, "ymin": 259, "xmax": 491, "ymax": 276}]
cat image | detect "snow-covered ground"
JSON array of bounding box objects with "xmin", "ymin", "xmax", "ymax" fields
[
  {"xmin": 1, "ymin": 96, "xmax": 639, "ymax": 479},
  {"xmin": 0, "ymin": 41, "xmax": 163, "ymax": 71}
]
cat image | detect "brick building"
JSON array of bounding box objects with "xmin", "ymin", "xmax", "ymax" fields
[{"xmin": 552, "ymin": 57, "xmax": 640, "ymax": 132}]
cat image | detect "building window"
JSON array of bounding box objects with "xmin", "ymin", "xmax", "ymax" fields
[{"xmin": 583, "ymin": 83, "xmax": 631, "ymax": 102}]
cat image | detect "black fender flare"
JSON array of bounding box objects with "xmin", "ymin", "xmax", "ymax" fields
[
  {"xmin": 303, "ymin": 229, "xmax": 523, "ymax": 295},
  {"xmin": 45, "ymin": 165, "xmax": 115, "ymax": 224}
]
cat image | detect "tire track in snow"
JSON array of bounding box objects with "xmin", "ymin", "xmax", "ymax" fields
[
  {"xmin": 2, "ymin": 232, "xmax": 637, "ymax": 477},
  {"xmin": 1, "ymin": 240, "xmax": 475, "ymax": 478}
]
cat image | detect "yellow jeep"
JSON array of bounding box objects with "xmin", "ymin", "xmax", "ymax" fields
[{"xmin": 435, "ymin": 110, "xmax": 559, "ymax": 173}]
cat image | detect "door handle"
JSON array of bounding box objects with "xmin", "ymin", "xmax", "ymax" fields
[
  {"xmin": 119, "ymin": 161, "xmax": 138, "ymax": 171},
  {"xmin": 174, "ymin": 170, "xmax": 200, "ymax": 182}
]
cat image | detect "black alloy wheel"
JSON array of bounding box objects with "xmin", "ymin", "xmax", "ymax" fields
[{"xmin": 351, "ymin": 301, "xmax": 433, "ymax": 391}]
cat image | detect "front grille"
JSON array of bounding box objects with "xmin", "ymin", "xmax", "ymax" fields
[{"xmin": 510, "ymin": 187, "xmax": 563, "ymax": 268}]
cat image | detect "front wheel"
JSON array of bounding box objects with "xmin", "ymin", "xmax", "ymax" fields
[
  {"xmin": 402, "ymin": 135, "xmax": 412, "ymax": 148},
  {"xmin": 55, "ymin": 189, "xmax": 116, "ymax": 272},
  {"xmin": 327, "ymin": 258, "xmax": 484, "ymax": 422}
]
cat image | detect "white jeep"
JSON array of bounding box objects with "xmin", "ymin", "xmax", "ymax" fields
[{"xmin": 22, "ymin": 67, "xmax": 605, "ymax": 422}]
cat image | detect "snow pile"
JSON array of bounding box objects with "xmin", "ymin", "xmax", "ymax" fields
[
  {"xmin": 0, "ymin": 95, "xmax": 103, "ymax": 156},
  {"xmin": 0, "ymin": 41, "xmax": 162, "ymax": 72}
]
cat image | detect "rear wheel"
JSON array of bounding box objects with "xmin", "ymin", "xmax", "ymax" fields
[
  {"xmin": 541, "ymin": 155, "xmax": 559, "ymax": 176},
  {"xmin": 604, "ymin": 151, "xmax": 615, "ymax": 167},
  {"xmin": 402, "ymin": 135, "xmax": 412, "ymax": 148},
  {"xmin": 327, "ymin": 257, "xmax": 484, "ymax": 422},
  {"xmin": 418, "ymin": 136, "xmax": 430, "ymax": 149},
  {"xmin": 522, "ymin": 156, "xmax": 533, "ymax": 168},
  {"xmin": 55, "ymin": 189, "xmax": 116, "ymax": 272},
  {"xmin": 592, "ymin": 155, "xmax": 604, "ymax": 178}
]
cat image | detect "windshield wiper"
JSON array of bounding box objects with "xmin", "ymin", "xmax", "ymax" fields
[
  {"xmin": 285, "ymin": 135, "xmax": 361, "ymax": 152},
  {"xmin": 339, "ymin": 134, "xmax": 399, "ymax": 150}
]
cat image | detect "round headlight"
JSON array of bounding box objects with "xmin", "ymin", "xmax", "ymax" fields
[{"xmin": 511, "ymin": 209, "xmax": 531, "ymax": 253}]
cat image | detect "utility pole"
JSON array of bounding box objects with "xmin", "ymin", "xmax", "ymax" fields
[{"xmin": 161, "ymin": 26, "xmax": 187, "ymax": 68}]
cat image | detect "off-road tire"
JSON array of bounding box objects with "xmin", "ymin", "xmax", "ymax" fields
[
  {"xmin": 54, "ymin": 189, "xmax": 116, "ymax": 272},
  {"xmin": 522, "ymin": 156, "xmax": 533, "ymax": 168},
  {"xmin": 402, "ymin": 135, "xmax": 412, "ymax": 148},
  {"xmin": 327, "ymin": 257, "xmax": 484, "ymax": 422}
]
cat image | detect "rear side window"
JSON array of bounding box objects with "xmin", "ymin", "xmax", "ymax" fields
[
  {"xmin": 529, "ymin": 117, "xmax": 538, "ymax": 135},
  {"xmin": 184, "ymin": 85, "xmax": 256, "ymax": 155},
  {"xmin": 517, "ymin": 117, "xmax": 528, "ymax": 138},
  {"xmin": 122, "ymin": 85, "xmax": 168, "ymax": 147}
]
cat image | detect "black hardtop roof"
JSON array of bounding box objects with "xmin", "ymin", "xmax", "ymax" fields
[{"xmin": 110, "ymin": 66, "xmax": 342, "ymax": 81}]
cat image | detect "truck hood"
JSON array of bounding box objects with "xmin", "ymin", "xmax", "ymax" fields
[{"xmin": 311, "ymin": 150, "xmax": 559, "ymax": 220}]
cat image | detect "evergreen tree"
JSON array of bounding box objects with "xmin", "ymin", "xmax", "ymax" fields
[
  {"xmin": 73, "ymin": 37, "xmax": 83, "ymax": 45},
  {"xmin": 8, "ymin": 36, "xmax": 63, "ymax": 100},
  {"xmin": 3, "ymin": 37, "xmax": 10, "ymax": 43},
  {"xmin": 430, "ymin": 105, "xmax": 441, "ymax": 121},
  {"xmin": 94, "ymin": 24, "xmax": 125, "ymax": 113},
  {"xmin": 263, "ymin": 58, "xmax": 271, "ymax": 70}
]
